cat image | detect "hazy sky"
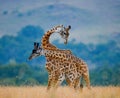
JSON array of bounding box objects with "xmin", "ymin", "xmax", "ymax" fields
[{"xmin": 0, "ymin": 0, "xmax": 120, "ymax": 44}]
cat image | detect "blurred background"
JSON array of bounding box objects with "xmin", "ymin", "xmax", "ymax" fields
[{"xmin": 0, "ymin": 0, "xmax": 120, "ymax": 86}]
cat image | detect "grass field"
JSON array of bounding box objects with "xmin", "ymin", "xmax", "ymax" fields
[{"xmin": 0, "ymin": 86, "xmax": 120, "ymax": 98}]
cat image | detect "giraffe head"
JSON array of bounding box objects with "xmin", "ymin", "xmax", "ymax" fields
[
  {"xmin": 28, "ymin": 42, "xmax": 43, "ymax": 60},
  {"xmin": 55, "ymin": 25, "xmax": 71, "ymax": 44}
]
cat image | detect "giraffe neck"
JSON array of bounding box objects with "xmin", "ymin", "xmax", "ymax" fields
[{"xmin": 41, "ymin": 27, "xmax": 58, "ymax": 50}]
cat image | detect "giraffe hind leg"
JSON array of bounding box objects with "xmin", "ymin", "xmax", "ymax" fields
[
  {"xmin": 74, "ymin": 78, "xmax": 80, "ymax": 90},
  {"xmin": 79, "ymin": 77, "xmax": 83, "ymax": 92},
  {"xmin": 66, "ymin": 77, "xmax": 71, "ymax": 86},
  {"xmin": 73, "ymin": 77, "xmax": 84, "ymax": 92},
  {"xmin": 82, "ymin": 73, "xmax": 91, "ymax": 89}
]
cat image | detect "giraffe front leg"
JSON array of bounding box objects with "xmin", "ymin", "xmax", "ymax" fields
[
  {"xmin": 55, "ymin": 74, "xmax": 65, "ymax": 89},
  {"xmin": 47, "ymin": 70, "xmax": 61, "ymax": 89},
  {"xmin": 47, "ymin": 73, "xmax": 53, "ymax": 90},
  {"xmin": 51, "ymin": 72, "xmax": 59, "ymax": 87}
]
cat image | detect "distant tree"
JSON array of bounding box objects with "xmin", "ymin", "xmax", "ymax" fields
[
  {"xmin": 18, "ymin": 25, "xmax": 44, "ymax": 39},
  {"xmin": 0, "ymin": 25, "xmax": 45, "ymax": 65},
  {"xmin": 90, "ymin": 64, "xmax": 120, "ymax": 86},
  {"xmin": 0, "ymin": 63, "xmax": 48, "ymax": 86}
]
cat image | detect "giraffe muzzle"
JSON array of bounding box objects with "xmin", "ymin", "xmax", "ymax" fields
[
  {"xmin": 64, "ymin": 39, "xmax": 68, "ymax": 44},
  {"xmin": 28, "ymin": 55, "xmax": 33, "ymax": 60}
]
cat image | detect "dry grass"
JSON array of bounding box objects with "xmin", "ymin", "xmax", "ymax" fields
[{"xmin": 0, "ymin": 86, "xmax": 120, "ymax": 98}]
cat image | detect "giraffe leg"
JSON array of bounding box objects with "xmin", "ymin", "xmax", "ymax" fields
[
  {"xmin": 66, "ymin": 78, "xmax": 83, "ymax": 92},
  {"xmin": 51, "ymin": 73, "xmax": 59, "ymax": 87},
  {"xmin": 47, "ymin": 72, "xmax": 59, "ymax": 90},
  {"xmin": 66, "ymin": 75, "xmax": 77, "ymax": 89},
  {"xmin": 65, "ymin": 71, "xmax": 78, "ymax": 89},
  {"xmin": 74, "ymin": 78, "xmax": 80, "ymax": 89},
  {"xmin": 47, "ymin": 73, "xmax": 53, "ymax": 90},
  {"xmin": 66, "ymin": 77, "xmax": 71, "ymax": 86},
  {"xmin": 79, "ymin": 77, "xmax": 84, "ymax": 92},
  {"xmin": 55, "ymin": 73, "xmax": 65, "ymax": 89},
  {"xmin": 66, "ymin": 76, "xmax": 78, "ymax": 89},
  {"xmin": 47, "ymin": 70, "xmax": 62, "ymax": 89},
  {"xmin": 82, "ymin": 72, "xmax": 91, "ymax": 89},
  {"xmin": 80, "ymin": 83, "xmax": 83, "ymax": 92},
  {"xmin": 74, "ymin": 77, "xmax": 84, "ymax": 92}
]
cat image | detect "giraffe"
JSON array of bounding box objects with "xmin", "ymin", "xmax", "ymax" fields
[
  {"xmin": 29, "ymin": 43, "xmax": 90, "ymax": 90},
  {"xmin": 40, "ymin": 25, "xmax": 90, "ymax": 89},
  {"xmin": 29, "ymin": 43, "xmax": 83, "ymax": 90}
]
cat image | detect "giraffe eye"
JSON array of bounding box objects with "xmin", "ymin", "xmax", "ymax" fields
[
  {"xmin": 63, "ymin": 32, "xmax": 67, "ymax": 35},
  {"xmin": 63, "ymin": 32, "xmax": 66, "ymax": 35},
  {"xmin": 60, "ymin": 31, "xmax": 66, "ymax": 36}
]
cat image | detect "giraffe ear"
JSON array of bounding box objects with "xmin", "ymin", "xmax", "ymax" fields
[
  {"xmin": 34, "ymin": 42, "xmax": 37, "ymax": 46},
  {"xmin": 68, "ymin": 25, "xmax": 71, "ymax": 30},
  {"xmin": 34, "ymin": 42, "xmax": 38, "ymax": 49},
  {"xmin": 66, "ymin": 25, "xmax": 71, "ymax": 31},
  {"xmin": 37, "ymin": 43, "xmax": 39, "ymax": 48}
]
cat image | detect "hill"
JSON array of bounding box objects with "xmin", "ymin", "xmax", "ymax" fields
[
  {"xmin": 0, "ymin": 25, "xmax": 120, "ymax": 68},
  {"xmin": 0, "ymin": 25, "xmax": 120, "ymax": 86}
]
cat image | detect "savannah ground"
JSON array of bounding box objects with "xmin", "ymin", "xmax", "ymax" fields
[{"xmin": 0, "ymin": 86, "xmax": 120, "ymax": 98}]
